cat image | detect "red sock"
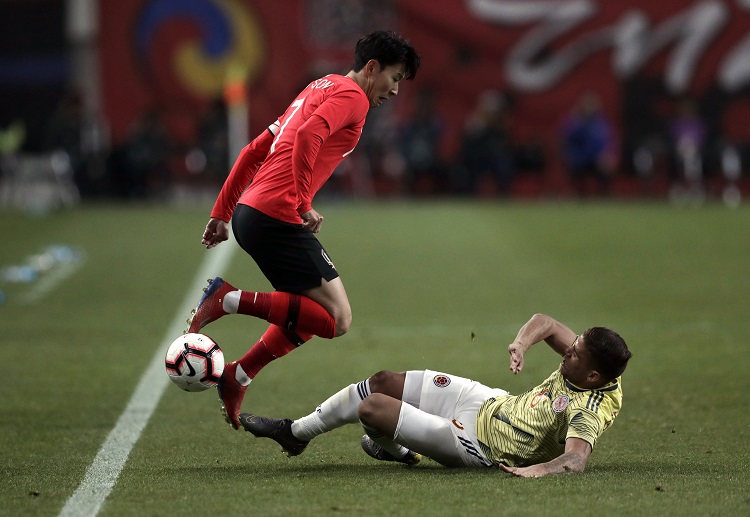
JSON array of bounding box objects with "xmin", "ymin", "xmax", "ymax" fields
[
  {"xmin": 238, "ymin": 325, "xmax": 313, "ymax": 379},
  {"xmin": 237, "ymin": 291, "xmax": 336, "ymax": 338}
]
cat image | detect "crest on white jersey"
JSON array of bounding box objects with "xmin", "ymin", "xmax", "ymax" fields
[{"xmin": 433, "ymin": 374, "xmax": 451, "ymax": 388}]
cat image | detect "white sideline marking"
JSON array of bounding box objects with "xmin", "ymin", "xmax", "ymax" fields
[{"xmin": 58, "ymin": 237, "xmax": 236, "ymax": 517}]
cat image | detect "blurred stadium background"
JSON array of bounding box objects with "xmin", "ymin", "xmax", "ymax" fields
[{"xmin": 2, "ymin": 0, "xmax": 749, "ymax": 212}]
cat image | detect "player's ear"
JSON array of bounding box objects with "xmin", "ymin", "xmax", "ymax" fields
[
  {"xmin": 365, "ymin": 59, "xmax": 379, "ymax": 75},
  {"xmin": 587, "ymin": 370, "xmax": 601, "ymax": 386}
]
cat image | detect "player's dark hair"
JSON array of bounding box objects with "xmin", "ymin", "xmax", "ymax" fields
[
  {"xmin": 351, "ymin": 31, "xmax": 421, "ymax": 80},
  {"xmin": 582, "ymin": 327, "xmax": 632, "ymax": 383}
]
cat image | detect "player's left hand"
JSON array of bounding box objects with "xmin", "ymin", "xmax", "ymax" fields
[{"xmin": 499, "ymin": 463, "xmax": 545, "ymax": 478}]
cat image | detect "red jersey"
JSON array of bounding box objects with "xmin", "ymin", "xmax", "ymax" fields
[{"xmin": 210, "ymin": 74, "xmax": 369, "ymax": 224}]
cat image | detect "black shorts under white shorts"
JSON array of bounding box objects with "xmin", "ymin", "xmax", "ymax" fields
[{"xmin": 231, "ymin": 204, "xmax": 339, "ymax": 293}]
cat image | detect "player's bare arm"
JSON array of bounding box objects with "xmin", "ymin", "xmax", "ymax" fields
[
  {"xmin": 498, "ymin": 437, "xmax": 592, "ymax": 477},
  {"xmin": 508, "ymin": 314, "xmax": 578, "ymax": 373},
  {"xmin": 201, "ymin": 217, "xmax": 229, "ymax": 248}
]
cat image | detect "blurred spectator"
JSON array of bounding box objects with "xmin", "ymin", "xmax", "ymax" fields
[
  {"xmin": 455, "ymin": 90, "xmax": 515, "ymax": 196},
  {"xmin": 43, "ymin": 91, "xmax": 88, "ymax": 192},
  {"xmin": 394, "ymin": 87, "xmax": 446, "ymax": 194},
  {"xmin": 0, "ymin": 120, "xmax": 25, "ymax": 157},
  {"xmin": 43, "ymin": 93, "xmax": 83, "ymax": 154},
  {"xmin": 333, "ymin": 95, "xmax": 395, "ymax": 198},
  {"xmin": 43, "ymin": 90, "xmax": 110, "ymax": 198},
  {"xmin": 109, "ymin": 108, "xmax": 171, "ymax": 199},
  {"xmin": 560, "ymin": 92, "xmax": 616, "ymax": 196},
  {"xmin": 667, "ymin": 97, "xmax": 707, "ymax": 202},
  {"xmin": 0, "ymin": 120, "xmax": 26, "ymax": 204},
  {"xmin": 512, "ymin": 132, "xmax": 546, "ymax": 177},
  {"xmin": 195, "ymin": 97, "xmax": 229, "ymax": 184}
]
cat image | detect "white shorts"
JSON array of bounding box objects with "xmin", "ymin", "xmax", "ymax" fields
[{"xmin": 394, "ymin": 370, "xmax": 508, "ymax": 468}]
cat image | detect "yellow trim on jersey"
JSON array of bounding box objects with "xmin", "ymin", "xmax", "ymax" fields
[{"xmin": 475, "ymin": 367, "xmax": 622, "ymax": 467}]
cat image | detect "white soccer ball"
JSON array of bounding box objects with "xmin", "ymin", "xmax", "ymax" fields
[{"xmin": 165, "ymin": 333, "xmax": 225, "ymax": 392}]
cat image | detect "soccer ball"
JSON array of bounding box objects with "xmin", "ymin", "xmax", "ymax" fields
[{"xmin": 165, "ymin": 333, "xmax": 225, "ymax": 392}]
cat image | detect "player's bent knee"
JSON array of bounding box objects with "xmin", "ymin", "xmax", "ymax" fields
[
  {"xmin": 334, "ymin": 320, "xmax": 350, "ymax": 337},
  {"xmin": 357, "ymin": 393, "xmax": 388, "ymax": 425},
  {"xmin": 334, "ymin": 311, "xmax": 352, "ymax": 336}
]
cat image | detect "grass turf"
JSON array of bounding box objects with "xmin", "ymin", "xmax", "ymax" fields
[{"xmin": 1, "ymin": 200, "xmax": 748, "ymax": 516}]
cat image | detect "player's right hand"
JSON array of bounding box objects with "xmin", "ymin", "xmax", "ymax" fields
[{"xmin": 201, "ymin": 218, "xmax": 229, "ymax": 248}]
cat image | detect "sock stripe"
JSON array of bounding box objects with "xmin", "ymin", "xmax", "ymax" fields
[
  {"xmin": 285, "ymin": 329, "xmax": 305, "ymax": 347},
  {"xmin": 285, "ymin": 295, "xmax": 301, "ymax": 331},
  {"xmin": 356, "ymin": 380, "xmax": 370, "ymax": 400}
]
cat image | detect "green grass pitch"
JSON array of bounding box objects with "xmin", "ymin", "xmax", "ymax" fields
[{"xmin": 1, "ymin": 200, "xmax": 749, "ymax": 516}]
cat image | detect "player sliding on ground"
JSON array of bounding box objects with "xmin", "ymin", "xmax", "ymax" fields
[
  {"xmin": 239, "ymin": 314, "xmax": 632, "ymax": 477},
  {"xmin": 186, "ymin": 31, "xmax": 420, "ymax": 429}
]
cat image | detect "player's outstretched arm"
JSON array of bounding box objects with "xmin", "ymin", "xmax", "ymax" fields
[
  {"xmin": 508, "ymin": 314, "xmax": 578, "ymax": 373},
  {"xmin": 498, "ymin": 437, "xmax": 591, "ymax": 477},
  {"xmin": 201, "ymin": 217, "xmax": 229, "ymax": 249}
]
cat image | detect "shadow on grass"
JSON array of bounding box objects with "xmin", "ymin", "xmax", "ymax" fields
[
  {"xmin": 207, "ymin": 458, "xmax": 736, "ymax": 480},
  {"xmin": 153, "ymin": 460, "xmax": 505, "ymax": 478}
]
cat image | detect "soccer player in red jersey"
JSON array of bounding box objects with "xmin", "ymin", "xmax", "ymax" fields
[{"xmin": 187, "ymin": 31, "xmax": 421, "ymax": 429}]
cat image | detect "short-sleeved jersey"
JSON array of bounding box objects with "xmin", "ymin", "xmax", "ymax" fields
[
  {"xmin": 238, "ymin": 74, "xmax": 369, "ymax": 223},
  {"xmin": 475, "ymin": 367, "xmax": 622, "ymax": 467}
]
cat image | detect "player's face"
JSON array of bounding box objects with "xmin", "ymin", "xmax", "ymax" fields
[
  {"xmin": 560, "ymin": 335, "xmax": 597, "ymax": 387},
  {"xmin": 365, "ymin": 61, "xmax": 406, "ymax": 108}
]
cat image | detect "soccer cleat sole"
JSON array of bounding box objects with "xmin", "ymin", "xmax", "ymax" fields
[
  {"xmin": 218, "ymin": 397, "xmax": 238, "ymax": 429},
  {"xmin": 361, "ymin": 434, "xmax": 422, "ymax": 466},
  {"xmin": 216, "ymin": 382, "xmax": 241, "ymax": 430}
]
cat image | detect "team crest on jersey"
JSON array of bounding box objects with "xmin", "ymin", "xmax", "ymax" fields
[
  {"xmin": 433, "ymin": 374, "xmax": 451, "ymax": 388},
  {"xmin": 552, "ymin": 394, "xmax": 570, "ymax": 413}
]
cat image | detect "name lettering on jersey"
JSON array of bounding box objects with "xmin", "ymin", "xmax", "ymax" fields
[
  {"xmin": 309, "ymin": 78, "xmax": 334, "ymax": 90},
  {"xmin": 552, "ymin": 394, "xmax": 570, "ymax": 413}
]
